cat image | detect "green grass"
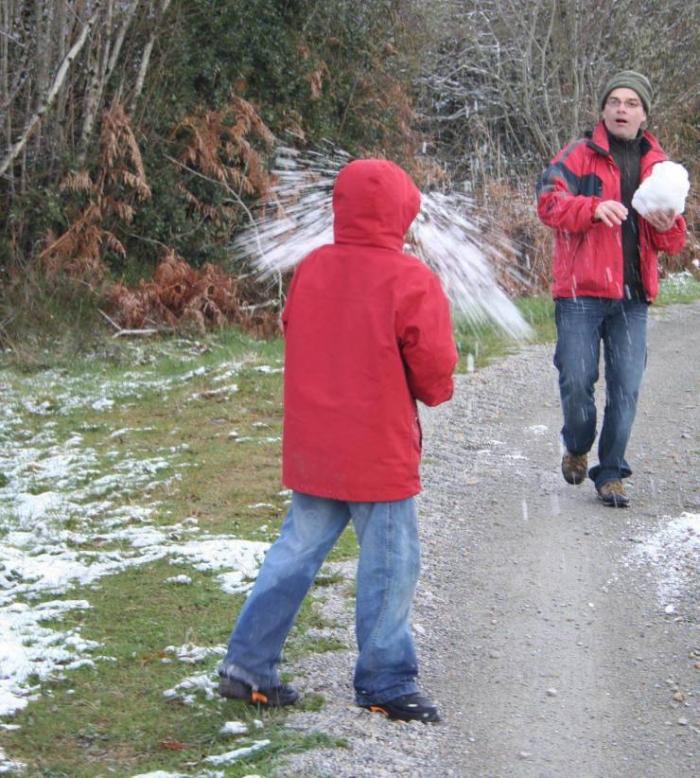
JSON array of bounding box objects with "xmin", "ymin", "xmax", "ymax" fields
[
  {"xmin": 3, "ymin": 561, "xmax": 344, "ymax": 777},
  {"xmin": 455, "ymin": 277, "xmax": 700, "ymax": 371},
  {"xmin": 455, "ymin": 294, "xmax": 555, "ymax": 371},
  {"xmin": 657, "ymin": 272, "xmax": 700, "ymax": 305},
  {"xmin": 0, "ymin": 329, "xmax": 353, "ymax": 777}
]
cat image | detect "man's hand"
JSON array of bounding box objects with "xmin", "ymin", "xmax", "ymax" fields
[
  {"xmin": 594, "ymin": 200, "xmax": 628, "ymax": 227},
  {"xmin": 644, "ymin": 209, "xmax": 676, "ymax": 232}
]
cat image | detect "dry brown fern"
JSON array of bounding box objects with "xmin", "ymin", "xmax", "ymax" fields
[
  {"xmin": 99, "ymin": 103, "xmax": 151, "ymax": 202},
  {"xmin": 41, "ymin": 103, "xmax": 151, "ymax": 283},
  {"xmin": 170, "ymin": 95, "xmax": 275, "ymax": 226},
  {"xmin": 104, "ymin": 250, "xmax": 279, "ymax": 335}
]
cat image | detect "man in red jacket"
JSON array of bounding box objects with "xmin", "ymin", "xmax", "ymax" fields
[
  {"xmin": 537, "ymin": 71, "xmax": 686, "ymax": 507},
  {"xmin": 218, "ymin": 159, "xmax": 458, "ymax": 722}
]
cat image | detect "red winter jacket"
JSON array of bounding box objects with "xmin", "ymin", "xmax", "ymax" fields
[
  {"xmin": 281, "ymin": 159, "xmax": 457, "ymax": 502},
  {"xmin": 537, "ymin": 122, "xmax": 686, "ymax": 301}
]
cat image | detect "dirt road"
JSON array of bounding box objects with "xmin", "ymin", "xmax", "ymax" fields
[
  {"xmin": 420, "ymin": 300, "xmax": 700, "ymax": 777},
  {"xmin": 281, "ymin": 300, "xmax": 699, "ymax": 778}
]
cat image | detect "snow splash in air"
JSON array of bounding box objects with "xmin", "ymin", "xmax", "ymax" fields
[{"xmin": 232, "ymin": 146, "xmax": 533, "ymax": 339}]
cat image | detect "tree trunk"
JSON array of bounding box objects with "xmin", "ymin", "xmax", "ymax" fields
[
  {"xmin": 0, "ymin": 0, "xmax": 103, "ymax": 179},
  {"xmin": 129, "ymin": 0, "xmax": 171, "ymax": 111}
]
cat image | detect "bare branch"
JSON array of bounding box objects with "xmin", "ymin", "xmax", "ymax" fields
[{"xmin": 0, "ymin": 0, "xmax": 104, "ymax": 179}]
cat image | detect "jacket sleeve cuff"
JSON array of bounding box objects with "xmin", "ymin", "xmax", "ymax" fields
[
  {"xmin": 651, "ymin": 216, "xmax": 687, "ymax": 254},
  {"xmin": 589, "ymin": 197, "xmax": 601, "ymax": 225}
]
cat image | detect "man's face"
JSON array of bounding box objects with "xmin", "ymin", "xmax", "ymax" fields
[{"xmin": 602, "ymin": 87, "xmax": 647, "ymax": 140}]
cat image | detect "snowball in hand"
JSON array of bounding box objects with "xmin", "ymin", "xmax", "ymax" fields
[{"xmin": 632, "ymin": 161, "xmax": 689, "ymax": 217}]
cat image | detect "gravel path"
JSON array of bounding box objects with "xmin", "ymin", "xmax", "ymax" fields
[{"xmin": 276, "ymin": 301, "xmax": 700, "ymax": 778}]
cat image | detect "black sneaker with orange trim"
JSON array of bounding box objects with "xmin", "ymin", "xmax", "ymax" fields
[
  {"xmin": 218, "ymin": 676, "xmax": 299, "ymax": 707},
  {"xmin": 360, "ymin": 692, "xmax": 440, "ymax": 723}
]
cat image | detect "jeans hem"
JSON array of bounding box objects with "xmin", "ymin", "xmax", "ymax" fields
[
  {"xmin": 589, "ymin": 464, "xmax": 633, "ymax": 488},
  {"xmin": 218, "ymin": 661, "xmax": 277, "ymax": 690},
  {"xmin": 355, "ymin": 680, "xmax": 420, "ymax": 706}
]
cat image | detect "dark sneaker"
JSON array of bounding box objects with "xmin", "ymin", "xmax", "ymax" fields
[
  {"xmin": 361, "ymin": 692, "xmax": 440, "ymax": 723},
  {"xmin": 561, "ymin": 451, "xmax": 588, "ymax": 485},
  {"xmin": 597, "ymin": 480, "xmax": 630, "ymax": 508},
  {"xmin": 218, "ymin": 676, "xmax": 299, "ymax": 707}
]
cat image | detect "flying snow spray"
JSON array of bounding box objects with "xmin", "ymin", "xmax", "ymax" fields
[{"xmin": 232, "ymin": 145, "xmax": 533, "ymax": 339}]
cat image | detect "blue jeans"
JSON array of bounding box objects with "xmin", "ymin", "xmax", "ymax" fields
[
  {"xmin": 218, "ymin": 492, "xmax": 421, "ymax": 705},
  {"xmin": 554, "ymin": 297, "xmax": 648, "ymax": 488}
]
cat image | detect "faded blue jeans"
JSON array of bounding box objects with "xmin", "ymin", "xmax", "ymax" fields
[
  {"xmin": 554, "ymin": 297, "xmax": 648, "ymax": 488},
  {"xmin": 218, "ymin": 492, "xmax": 421, "ymax": 705}
]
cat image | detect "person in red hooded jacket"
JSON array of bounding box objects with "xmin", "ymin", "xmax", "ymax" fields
[
  {"xmin": 218, "ymin": 159, "xmax": 458, "ymax": 723},
  {"xmin": 537, "ymin": 70, "xmax": 686, "ymax": 507}
]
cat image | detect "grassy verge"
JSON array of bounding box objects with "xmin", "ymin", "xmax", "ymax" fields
[
  {"xmin": 0, "ymin": 330, "xmax": 354, "ymax": 777},
  {"xmin": 4, "ymin": 563, "xmax": 343, "ymax": 777},
  {"xmin": 455, "ymin": 295, "xmax": 556, "ymax": 371},
  {"xmin": 657, "ymin": 271, "xmax": 700, "ymax": 305}
]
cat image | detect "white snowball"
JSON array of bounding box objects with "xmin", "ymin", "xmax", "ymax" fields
[{"xmin": 632, "ymin": 161, "xmax": 689, "ymax": 217}]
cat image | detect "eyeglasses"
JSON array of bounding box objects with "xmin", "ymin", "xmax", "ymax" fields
[{"xmin": 606, "ymin": 97, "xmax": 643, "ymax": 110}]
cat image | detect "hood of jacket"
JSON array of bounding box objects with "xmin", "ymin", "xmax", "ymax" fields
[{"xmin": 332, "ymin": 159, "xmax": 421, "ymax": 251}]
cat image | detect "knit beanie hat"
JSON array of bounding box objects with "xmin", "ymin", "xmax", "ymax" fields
[{"xmin": 600, "ymin": 70, "xmax": 653, "ymax": 113}]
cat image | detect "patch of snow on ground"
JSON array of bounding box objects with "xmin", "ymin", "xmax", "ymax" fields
[
  {"xmin": 169, "ymin": 538, "xmax": 267, "ymax": 580},
  {"xmin": 634, "ymin": 512, "xmax": 700, "ymax": 606},
  {"xmin": 0, "ymin": 361, "xmax": 270, "ymax": 727},
  {"xmin": 163, "ymin": 672, "xmax": 218, "ymax": 705},
  {"xmin": 165, "ymin": 574, "xmax": 192, "ymax": 585},
  {"xmin": 0, "ymin": 599, "xmax": 97, "ymax": 717},
  {"xmin": 164, "ymin": 643, "xmax": 225, "ymax": 665},
  {"xmin": 204, "ymin": 740, "xmax": 270, "ymax": 765},
  {"xmin": 219, "ymin": 720, "xmax": 248, "ymax": 736},
  {"xmin": 0, "ymin": 746, "xmax": 26, "ymax": 774}
]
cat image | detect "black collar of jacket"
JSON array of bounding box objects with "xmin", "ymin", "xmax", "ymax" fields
[{"xmin": 584, "ymin": 127, "xmax": 652, "ymax": 157}]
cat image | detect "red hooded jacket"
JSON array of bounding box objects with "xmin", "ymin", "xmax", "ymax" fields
[
  {"xmin": 537, "ymin": 122, "xmax": 686, "ymax": 301},
  {"xmin": 281, "ymin": 159, "xmax": 457, "ymax": 502}
]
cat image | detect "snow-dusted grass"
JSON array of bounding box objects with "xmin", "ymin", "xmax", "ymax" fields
[
  {"xmin": 657, "ymin": 270, "xmax": 700, "ymax": 305},
  {"xmin": 0, "ymin": 331, "xmax": 348, "ymax": 776}
]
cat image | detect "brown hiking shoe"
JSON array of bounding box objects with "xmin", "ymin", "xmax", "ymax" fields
[
  {"xmin": 597, "ymin": 480, "xmax": 630, "ymax": 508},
  {"xmin": 561, "ymin": 451, "xmax": 588, "ymax": 485}
]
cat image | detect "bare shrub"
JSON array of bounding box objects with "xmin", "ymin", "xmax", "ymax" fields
[
  {"xmin": 480, "ymin": 181, "xmax": 552, "ymax": 296},
  {"xmin": 105, "ymin": 250, "xmax": 278, "ymax": 336}
]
